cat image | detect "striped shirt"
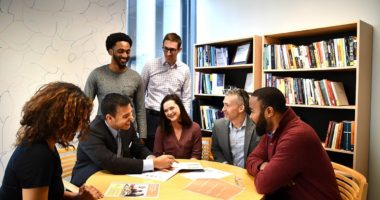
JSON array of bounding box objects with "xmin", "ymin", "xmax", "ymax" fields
[{"xmin": 141, "ymin": 57, "xmax": 191, "ymax": 113}]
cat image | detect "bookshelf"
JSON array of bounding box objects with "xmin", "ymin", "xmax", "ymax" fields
[
  {"xmin": 262, "ymin": 21, "xmax": 372, "ymax": 177},
  {"xmin": 193, "ymin": 36, "xmax": 262, "ymax": 136}
]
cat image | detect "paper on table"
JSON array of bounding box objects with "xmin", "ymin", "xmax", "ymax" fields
[
  {"xmin": 104, "ymin": 182, "xmax": 159, "ymax": 198},
  {"xmin": 171, "ymin": 162, "xmax": 204, "ymax": 172},
  {"xmin": 128, "ymin": 169, "xmax": 178, "ymax": 181},
  {"xmin": 184, "ymin": 178, "xmax": 243, "ymax": 200},
  {"xmin": 128, "ymin": 162, "xmax": 204, "ymax": 181},
  {"xmin": 180, "ymin": 167, "xmax": 232, "ymax": 180}
]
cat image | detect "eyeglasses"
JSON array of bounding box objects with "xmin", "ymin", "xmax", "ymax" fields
[{"xmin": 162, "ymin": 47, "xmax": 178, "ymax": 53}]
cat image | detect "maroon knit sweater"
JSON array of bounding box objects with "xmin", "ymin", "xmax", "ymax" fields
[{"xmin": 246, "ymin": 108, "xmax": 341, "ymax": 200}]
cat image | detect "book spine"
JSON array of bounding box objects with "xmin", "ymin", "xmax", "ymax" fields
[{"xmin": 319, "ymin": 80, "xmax": 331, "ymax": 106}]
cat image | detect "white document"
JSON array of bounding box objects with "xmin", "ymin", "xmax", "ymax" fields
[
  {"xmin": 233, "ymin": 43, "xmax": 250, "ymax": 64},
  {"xmin": 104, "ymin": 182, "xmax": 160, "ymax": 198},
  {"xmin": 128, "ymin": 162, "xmax": 204, "ymax": 181},
  {"xmin": 180, "ymin": 167, "xmax": 232, "ymax": 180},
  {"xmin": 172, "ymin": 162, "xmax": 204, "ymax": 171},
  {"xmin": 128, "ymin": 169, "xmax": 178, "ymax": 182}
]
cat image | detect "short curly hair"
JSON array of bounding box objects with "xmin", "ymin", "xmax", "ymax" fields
[
  {"xmin": 15, "ymin": 82, "xmax": 93, "ymax": 148},
  {"xmin": 251, "ymin": 87, "xmax": 287, "ymax": 114},
  {"xmin": 106, "ymin": 32, "xmax": 133, "ymax": 51}
]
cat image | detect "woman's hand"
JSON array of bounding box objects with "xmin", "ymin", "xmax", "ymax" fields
[{"xmin": 77, "ymin": 185, "xmax": 103, "ymax": 200}]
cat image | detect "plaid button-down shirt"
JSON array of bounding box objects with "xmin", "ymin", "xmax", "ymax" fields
[{"xmin": 142, "ymin": 57, "xmax": 191, "ymax": 113}]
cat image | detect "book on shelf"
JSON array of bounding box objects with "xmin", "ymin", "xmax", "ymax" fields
[
  {"xmin": 196, "ymin": 73, "xmax": 225, "ymax": 95},
  {"xmin": 324, "ymin": 120, "xmax": 355, "ymax": 151},
  {"xmin": 330, "ymin": 81, "xmax": 349, "ymax": 106},
  {"xmin": 313, "ymin": 80, "xmax": 325, "ymax": 106},
  {"xmin": 324, "ymin": 121, "xmax": 334, "ymax": 146},
  {"xmin": 244, "ymin": 73, "xmax": 253, "ymax": 92},
  {"xmin": 318, "ymin": 80, "xmax": 331, "ymax": 106},
  {"xmin": 200, "ymin": 105, "xmax": 224, "ymax": 130},
  {"xmin": 322, "ymin": 79, "xmax": 336, "ymax": 106},
  {"xmin": 350, "ymin": 121, "xmax": 355, "ymax": 151},
  {"xmin": 263, "ymin": 44, "xmax": 270, "ymax": 69},
  {"xmin": 342, "ymin": 120, "xmax": 353, "ymax": 151},
  {"xmin": 215, "ymin": 47, "xmax": 229, "ymax": 66},
  {"xmin": 335, "ymin": 122, "xmax": 344, "ymax": 149},
  {"xmin": 211, "ymin": 73, "xmax": 225, "ymax": 95},
  {"xmin": 326, "ymin": 121, "xmax": 338, "ymax": 148},
  {"xmin": 263, "ymin": 36, "xmax": 357, "ymax": 70},
  {"xmin": 197, "ymin": 46, "xmax": 229, "ymax": 67},
  {"xmin": 281, "ymin": 45, "xmax": 290, "ymax": 69},
  {"xmin": 265, "ymin": 75, "xmax": 349, "ymax": 107}
]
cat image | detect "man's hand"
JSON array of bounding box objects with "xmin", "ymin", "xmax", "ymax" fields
[
  {"xmin": 140, "ymin": 138, "xmax": 145, "ymax": 145},
  {"xmin": 77, "ymin": 185, "xmax": 103, "ymax": 200},
  {"xmin": 259, "ymin": 162, "xmax": 268, "ymax": 171},
  {"xmin": 153, "ymin": 155, "xmax": 176, "ymax": 169}
]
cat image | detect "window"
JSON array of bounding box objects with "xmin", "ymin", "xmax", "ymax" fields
[{"xmin": 126, "ymin": 0, "xmax": 196, "ymax": 73}]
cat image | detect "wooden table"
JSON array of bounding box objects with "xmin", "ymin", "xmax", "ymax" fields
[{"xmin": 86, "ymin": 159, "xmax": 263, "ymax": 199}]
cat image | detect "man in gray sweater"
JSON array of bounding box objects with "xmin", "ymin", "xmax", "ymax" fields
[{"xmin": 84, "ymin": 32, "xmax": 147, "ymax": 140}]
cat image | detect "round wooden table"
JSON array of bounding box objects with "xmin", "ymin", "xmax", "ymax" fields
[{"xmin": 86, "ymin": 159, "xmax": 263, "ymax": 199}]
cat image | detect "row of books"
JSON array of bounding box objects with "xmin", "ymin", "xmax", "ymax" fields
[
  {"xmin": 199, "ymin": 105, "xmax": 224, "ymax": 130},
  {"xmin": 263, "ymin": 36, "xmax": 357, "ymax": 70},
  {"xmin": 324, "ymin": 120, "xmax": 355, "ymax": 152},
  {"xmin": 194, "ymin": 72, "xmax": 225, "ymax": 95},
  {"xmin": 265, "ymin": 74, "xmax": 349, "ymax": 106},
  {"xmin": 196, "ymin": 45, "xmax": 229, "ymax": 67}
]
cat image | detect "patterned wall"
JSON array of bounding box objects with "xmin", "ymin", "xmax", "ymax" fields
[{"xmin": 0, "ymin": 0, "xmax": 126, "ymax": 181}]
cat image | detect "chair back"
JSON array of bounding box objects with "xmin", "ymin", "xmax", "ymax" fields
[
  {"xmin": 332, "ymin": 162, "xmax": 368, "ymax": 200},
  {"xmin": 201, "ymin": 137, "xmax": 213, "ymax": 160},
  {"xmin": 58, "ymin": 146, "xmax": 76, "ymax": 180}
]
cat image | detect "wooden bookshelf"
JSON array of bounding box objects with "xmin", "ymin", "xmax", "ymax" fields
[
  {"xmin": 193, "ymin": 36, "xmax": 262, "ymax": 134},
  {"xmin": 262, "ymin": 21, "xmax": 372, "ymax": 177}
]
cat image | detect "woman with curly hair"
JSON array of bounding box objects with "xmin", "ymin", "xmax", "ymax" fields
[
  {"xmin": 0, "ymin": 82, "xmax": 103, "ymax": 200},
  {"xmin": 153, "ymin": 94, "xmax": 202, "ymax": 159}
]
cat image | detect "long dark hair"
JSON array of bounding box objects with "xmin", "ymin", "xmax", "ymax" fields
[
  {"xmin": 15, "ymin": 82, "xmax": 93, "ymax": 148},
  {"xmin": 158, "ymin": 94, "xmax": 192, "ymax": 135}
]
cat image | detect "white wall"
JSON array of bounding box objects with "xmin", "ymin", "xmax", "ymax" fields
[
  {"xmin": 0, "ymin": 0, "xmax": 125, "ymax": 181},
  {"xmin": 197, "ymin": 0, "xmax": 380, "ymax": 199}
]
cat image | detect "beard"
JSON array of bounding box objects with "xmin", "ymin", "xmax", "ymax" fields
[
  {"xmin": 255, "ymin": 111, "xmax": 268, "ymax": 136},
  {"xmin": 113, "ymin": 54, "xmax": 128, "ymax": 70}
]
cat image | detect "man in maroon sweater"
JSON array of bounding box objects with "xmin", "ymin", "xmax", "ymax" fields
[{"xmin": 246, "ymin": 87, "xmax": 341, "ymax": 200}]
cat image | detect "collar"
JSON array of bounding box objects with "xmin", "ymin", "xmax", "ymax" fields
[
  {"xmin": 161, "ymin": 57, "xmax": 178, "ymax": 69},
  {"xmin": 229, "ymin": 115, "xmax": 247, "ymax": 130},
  {"xmin": 106, "ymin": 64, "xmax": 128, "ymax": 74},
  {"xmin": 266, "ymin": 130, "xmax": 276, "ymax": 138},
  {"xmin": 105, "ymin": 120, "xmax": 119, "ymax": 139}
]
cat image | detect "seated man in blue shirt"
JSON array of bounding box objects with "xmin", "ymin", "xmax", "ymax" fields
[{"xmin": 71, "ymin": 93, "xmax": 175, "ymax": 186}]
